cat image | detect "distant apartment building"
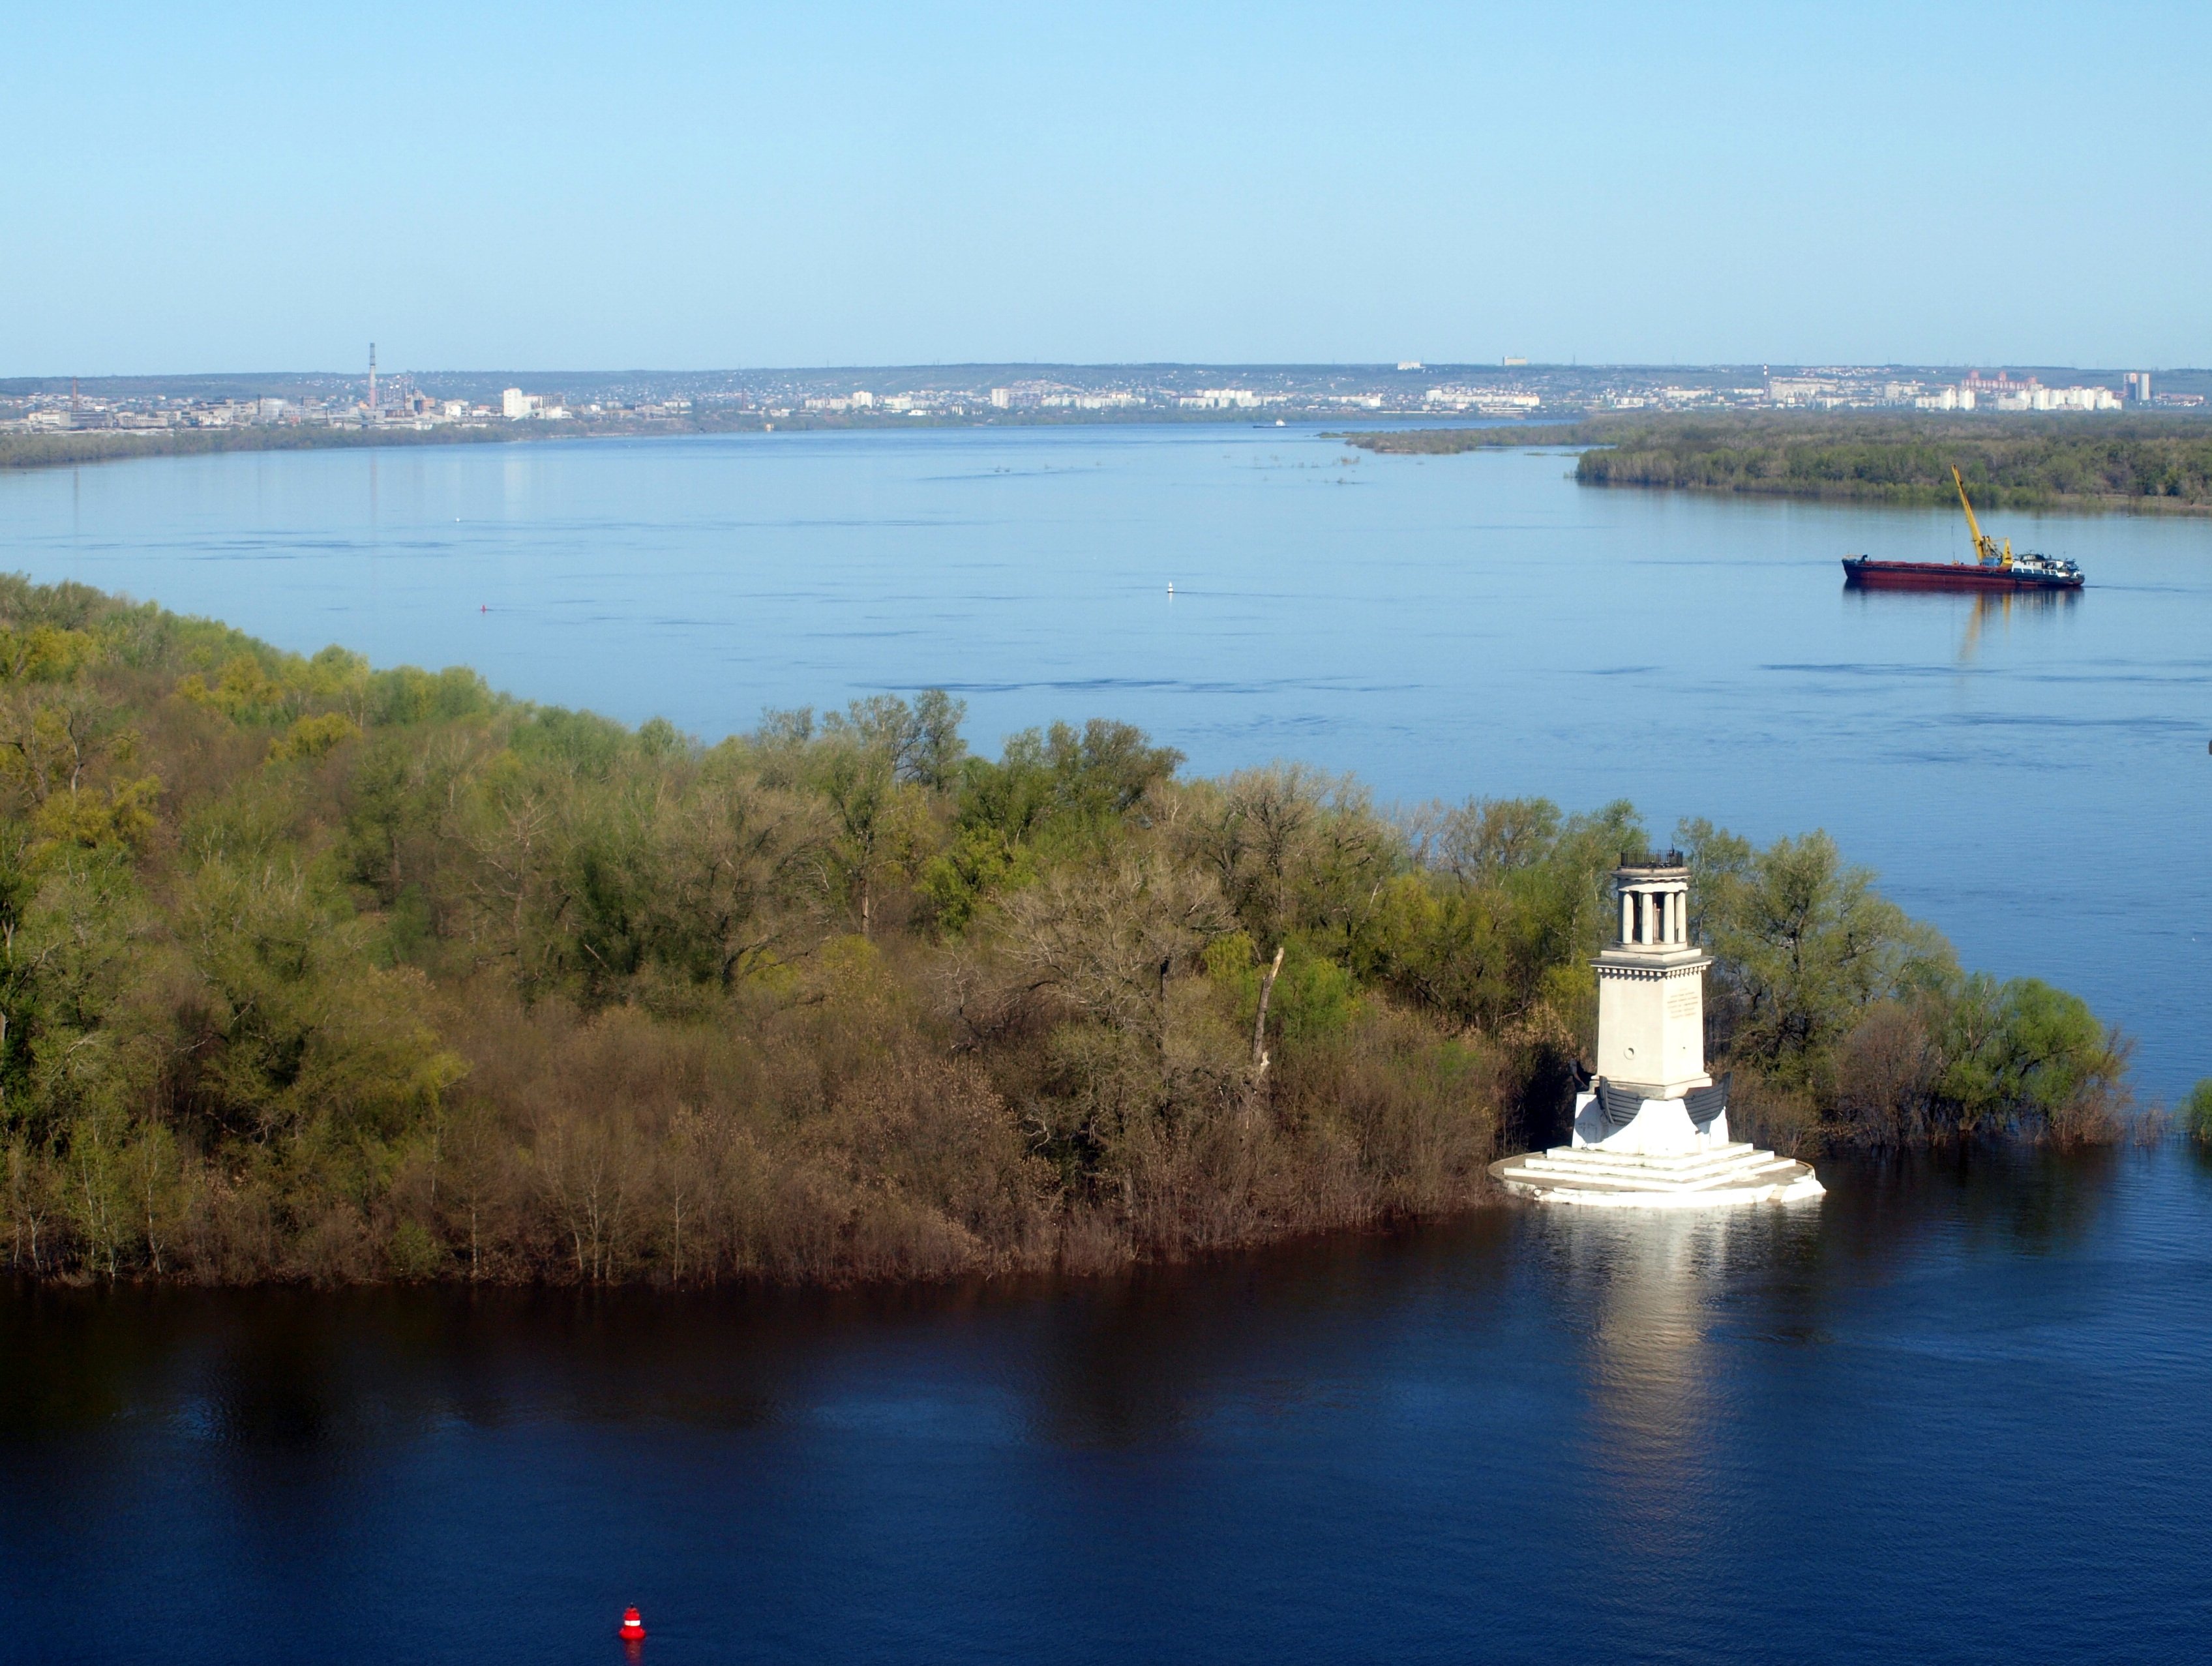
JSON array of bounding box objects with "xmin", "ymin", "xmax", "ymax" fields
[
  {"xmin": 2124, "ymin": 371, "xmax": 2153, "ymax": 403},
  {"xmin": 1426, "ymin": 386, "xmax": 1541, "ymax": 411},
  {"xmin": 1911, "ymin": 376, "xmax": 2118, "ymax": 413},
  {"xmin": 1988, "ymin": 384, "xmax": 2121, "ymax": 412},
  {"xmin": 989, "ymin": 388, "xmax": 1011, "ymax": 408},
  {"xmin": 1765, "ymin": 377, "xmax": 1838, "ymax": 406},
  {"xmin": 501, "ymin": 388, "xmax": 541, "ymax": 419}
]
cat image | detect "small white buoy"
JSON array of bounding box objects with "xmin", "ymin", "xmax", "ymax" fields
[{"xmin": 1167, "ymin": 582, "xmax": 1174, "ymax": 595}]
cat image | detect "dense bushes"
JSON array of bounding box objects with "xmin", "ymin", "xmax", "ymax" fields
[
  {"xmin": 1682, "ymin": 822, "xmax": 2133, "ymax": 1151},
  {"xmin": 0, "ymin": 578, "xmax": 2134, "ymax": 1286}
]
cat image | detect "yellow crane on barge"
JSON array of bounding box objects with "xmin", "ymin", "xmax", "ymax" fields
[{"xmin": 1952, "ymin": 465, "xmax": 2013, "ymax": 567}]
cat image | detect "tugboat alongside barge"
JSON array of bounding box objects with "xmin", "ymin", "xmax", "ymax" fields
[{"xmin": 1842, "ymin": 465, "xmax": 2085, "ymax": 592}]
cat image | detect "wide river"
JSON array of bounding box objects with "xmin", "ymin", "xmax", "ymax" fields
[{"xmin": 1, "ymin": 425, "xmax": 2209, "ymax": 1661}]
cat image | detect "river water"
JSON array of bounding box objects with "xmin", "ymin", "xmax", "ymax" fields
[
  {"xmin": 5, "ymin": 1144, "xmax": 2212, "ymax": 1663},
  {"xmin": 1, "ymin": 426, "xmax": 2209, "ymax": 1661},
  {"xmin": 0, "ymin": 424, "xmax": 2204, "ymax": 1094}
]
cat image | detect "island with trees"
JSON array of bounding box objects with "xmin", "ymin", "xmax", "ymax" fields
[
  {"xmin": 1346, "ymin": 413, "xmax": 2212, "ymax": 512},
  {"xmin": 0, "ymin": 578, "xmax": 2147, "ymax": 1287}
]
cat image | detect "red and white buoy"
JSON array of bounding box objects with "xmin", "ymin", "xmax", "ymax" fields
[{"xmin": 618, "ymin": 1606, "xmax": 647, "ymax": 1642}]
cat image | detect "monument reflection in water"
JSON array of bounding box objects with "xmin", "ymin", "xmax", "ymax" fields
[{"xmin": 1548, "ymin": 1204, "xmax": 1824, "ymax": 1562}]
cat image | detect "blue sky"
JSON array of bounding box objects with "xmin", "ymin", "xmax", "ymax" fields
[{"xmin": 4, "ymin": 2, "xmax": 2204, "ymax": 374}]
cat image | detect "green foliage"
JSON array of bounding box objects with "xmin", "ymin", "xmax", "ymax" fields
[
  {"xmin": 0, "ymin": 624, "xmax": 99, "ymax": 682},
  {"xmin": 1364, "ymin": 797, "xmax": 1638, "ymax": 1039},
  {"xmin": 387, "ymin": 1218, "xmax": 445, "ymax": 1279},
  {"xmin": 366, "ymin": 664, "xmax": 493, "ymax": 727},
  {"xmin": 170, "ymin": 856, "xmax": 464, "ymax": 1144},
  {"xmin": 2185, "ymin": 1080, "xmax": 2212, "ymax": 1142},
  {"xmin": 1931, "ymin": 975, "xmax": 2130, "ymax": 1139},
  {"xmin": 1270, "ymin": 943, "xmax": 1356, "ymax": 1042},
  {"xmin": 269, "ymin": 711, "xmax": 359, "ymax": 764},
  {"xmin": 921, "ymin": 717, "xmax": 1178, "ymax": 930},
  {"xmin": 1681, "ymin": 819, "xmax": 1952, "ymax": 1082},
  {"xmin": 1680, "ymin": 815, "xmax": 2129, "ymax": 1147}
]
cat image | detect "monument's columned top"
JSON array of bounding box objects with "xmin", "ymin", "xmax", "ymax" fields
[
  {"xmin": 1593, "ymin": 854, "xmax": 1713, "ymax": 1101},
  {"xmin": 1487, "ymin": 850, "xmax": 1824, "ymax": 1208}
]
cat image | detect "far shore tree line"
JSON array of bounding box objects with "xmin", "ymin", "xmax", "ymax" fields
[
  {"xmin": 0, "ymin": 578, "xmax": 2155, "ymax": 1287},
  {"xmin": 0, "ymin": 404, "xmax": 1298, "ymax": 475},
  {"xmin": 1344, "ymin": 413, "xmax": 2212, "ymax": 512}
]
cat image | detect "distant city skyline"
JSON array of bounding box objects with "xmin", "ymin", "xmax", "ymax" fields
[
  {"xmin": 13, "ymin": 361, "xmax": 2196, "ymax": 441},
  {"xmin": 4, "ymin": 3, "xmax": 2207, "ymax": 376}
]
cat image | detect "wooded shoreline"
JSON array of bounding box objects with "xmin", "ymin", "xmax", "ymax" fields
[
  {"xmin": 1345, "ymin": 413, "xmax": 2212, "ymax": 513},
  {"xmin": 0, "ymin": 580, "xmax": 2136, "ymax": 1288},
  {"xmin": 0, "ymin": 407, "xmax": 1321, "ymax": 473}
]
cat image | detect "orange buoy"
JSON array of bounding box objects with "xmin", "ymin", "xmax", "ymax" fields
[{"xmin": 618, "ymin": 1606, "xmax": 647, "ymax": 1641}]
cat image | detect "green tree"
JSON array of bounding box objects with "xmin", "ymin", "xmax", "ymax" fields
[
  {"xmin": 2185, "ymin": 1080, "xmax": 2212, "ymax": 1142},
  {"xmin": 1681, "ymin": 820, "xmax": 1950, "ymax": 1082},
  {"xmin": 1935, "ymin": 975, "xmax": 2130, "ymax": 1139}
]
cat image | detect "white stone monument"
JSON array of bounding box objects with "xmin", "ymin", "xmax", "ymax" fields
[{"xmin": 1491, "ymin": 854, "xmax": 1823, "ymax": 1206}]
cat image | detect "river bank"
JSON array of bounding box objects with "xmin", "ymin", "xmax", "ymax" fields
[{"xmin": 1, "ymin": 406, "xmax": 1358, "ymax": 473}]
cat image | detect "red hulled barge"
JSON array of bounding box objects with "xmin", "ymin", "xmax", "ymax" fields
[{"xmin": 1842, "ymin": 466, "xmax": 2085, "ymax": 592}]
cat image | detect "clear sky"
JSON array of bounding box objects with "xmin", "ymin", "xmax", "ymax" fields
[{"xmin": 4, "ymin": 2, "xmax": 2204, "ymax": 375}]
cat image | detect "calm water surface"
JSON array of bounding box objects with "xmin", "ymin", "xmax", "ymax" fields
[
  {"xmin": 1, "ymin": 425, "xmax": 2203, "ymax": 1092},
  {"xmin": 5, "ymin": 1146, "xmax": 2211, "ymax": 1663}
]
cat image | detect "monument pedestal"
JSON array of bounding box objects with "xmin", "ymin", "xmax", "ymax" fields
[
  {"xmin": 1494, "ymin": 854, "xmax": 1824, "ymax": 1210},
  {"xmin": 1491, "ymin": 1142, "xmax": 1822, "ymax": 1208}
]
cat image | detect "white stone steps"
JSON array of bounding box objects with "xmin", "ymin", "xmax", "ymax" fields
[
  {"xmin": 1504, "ymin": 1156, "xmax": 1786, "ymax": 1183},
  {"xmin": 1508, "ymin": 1153, "xmax": 1796, "ymax": 1181},
  {"xmin": 1489, "ymin": 1142, "xmax": 1826, "ymax": 1208},
  {"xmin": 1508, "ymin": 1150, "xmax": 1791, "ymax": 1174},
  {"xmin": 1499, "ymin": 1163, "xmax": 1804, "ymax": 1195},
  {"xmin": 1504, "ymin": 1151, "xmax": 1793, "ymax": 1191}
]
